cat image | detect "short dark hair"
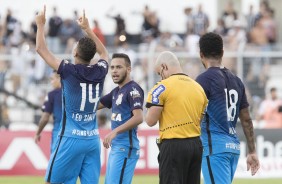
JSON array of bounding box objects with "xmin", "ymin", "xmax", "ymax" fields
[
  {"xmin": 199, "ymin": 32, "xmax": 223, "ymax": 59},
  {"xmin": 77, "ymin": 37, "xmax": 96, "ymax": 62},
  {"xmin": 112, "ymin": 53, "xmax": 131, "ymax": 67},
  {"xmin": 270, "ymin": 87, "xmax": 277, "ymax": 92}
]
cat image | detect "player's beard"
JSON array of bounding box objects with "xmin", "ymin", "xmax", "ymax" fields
[{"xmin": 115, "ymin": 72, "xmax": 127, "ymax": 85}]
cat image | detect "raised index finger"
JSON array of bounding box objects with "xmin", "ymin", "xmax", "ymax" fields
[
  {"xmin": 43, "ymin": 5, "xmax": 46, "ymax": 16},
  {"xmin": 83, "ymin": 9, "xmax": 85, "ymax": 19}
]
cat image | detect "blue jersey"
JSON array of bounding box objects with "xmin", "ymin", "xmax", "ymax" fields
[
  {"xmin": 100, "ymin": 81, "xmax": 144, "ymax": 149},
  {"xmin": 42, "ymin": 88, "xmax": 62, "ymax": 133},
  {"xmin": 57, "ymin": 59, "xmax": 108, "ymax": 139},
  {"xmin": 196, "ymin": 67, "xmax": 249, "ymax": 156}
]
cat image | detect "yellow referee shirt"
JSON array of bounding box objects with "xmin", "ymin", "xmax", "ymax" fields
[{"xmin": 146, "ymin": 74, "xmax": 208, "ymax": 141}]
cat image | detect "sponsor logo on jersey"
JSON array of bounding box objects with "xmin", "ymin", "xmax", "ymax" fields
[
  {"xmin": 111, "ymin": 113, "xmax": 122, "ymax": 121},
  {"xmin": 116, "ymin": 93, "xmax": 123, "ymax": 106},
  {"xmin": 152, "ymin": 85, "xmax": 165, "ymax": 104},
  {"xmin": 98, "ymin": 61, "xmax": 107, "ymax": 69},
  {"xmin": 130, "ymin": 87, "xmax": 141, "ymax": 98},
  {"xmin": 134, "ymin": 102, "xmax": 141, "ymax": 107}
]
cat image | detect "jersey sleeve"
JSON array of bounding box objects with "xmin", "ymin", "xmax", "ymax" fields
[
  {"xmin": 196, "ymin": 75, "xmax": 210, "ymax": 98},
  {"xmin": 57, "ymin": 59, "xmax": 74, "ymax": 78},
  {"xmin": 128, "ymin": 85, "xmax": 144, "ymax": 111},
  {"xmin": 240, "ymin": 83, "xmax": 249, "ymax": 110},
  {"xmin": 94, "ymin": 59, "xmax": 109, "ymax": 78},
  {"xmin": 42, "ymin": 92, "xmax": 54, "ymax": 114},
  {"xmin": 146, "ymin": 82, "xmax": 166, "ymax": 108},
  {"xmin": 100, "ymin": 90, "xmax": 113, "ymax": 109}
]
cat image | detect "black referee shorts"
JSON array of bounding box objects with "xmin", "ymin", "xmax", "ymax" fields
[{"xmin": 158, "ymin": 137, "xmax": 203, "ymax": 184}]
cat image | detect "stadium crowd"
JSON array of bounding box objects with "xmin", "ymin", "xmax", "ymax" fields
[{"xmin": 0, "ymin": 0, "xmax": 282, "ymax": 129}]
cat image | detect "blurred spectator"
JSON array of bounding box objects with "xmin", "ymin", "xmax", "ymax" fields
[
  {"xmin": 249, "ymin": 17, "xmax": 268, "ymax": 46},
  {"xmin": 184, "ymin": 7, "xmax": 193, "ymax": 34},
  {"xmin": 184, "ymin": 29, "xmax": 200, "ymax": 53},
  {"xmin": 221, "ymin": 1, "xmax": 238, "ymax": 31},
  {"xmin": 0, "ymin": 60, "xmax": 7, "ymax": 89},
  {"xmin": 58, "ymin": 19, "xmax": 77, "ymax": 53},
  {"xmin": 261, "ymin": 9, "xmax": 277, "ymax": 43},
  {"xmin": 23, "ymin": 54, "xmax": 47, "ymax": 87},
  {"xmin": 116, "ymin": 41, "xmax": 137, "ymax": 67},
  {"xmin": 0, "ymin": 60, "xmax": 10, "ymax": 129},
  {"xmin": 0, "ymin": 14, "xmax": 4, "ymax": 51},
  {"xmin": 29, "ymin": 12, "xmax": 38, "ymax": 46},
  {"xmin": 193, "ymin": 4, "xmax": 209, "ymax": 36},
  {"xmin": 106, "ymin": 12, "xmax": 126, "ymax": 46},
  {"xmin": 249, "ymin": 17, "xmax": 271, "ymax": 80},
  {"xmin": 140, "ymin": 5, "xmax": 160, "ymax": 43},
  {"xmin": 8, "ymin": 21, "xmax": 27, "ymax": 48},
  {"xmin": 255, "ymin": 0, "xmax": 270, "ymax": 23},
  {"xmin": 156, "ymin": 31, "xmax": 184, "ymax": 51},
  {"xmin": 245, "ymin": 5, "xmax": 256, "ymax": 34},
  {"xmin": 223, "ymin": 20, "xmax": 246, "ymax": 74},
  {"xmin": 92, "ymin": 19, "xmax": 106, "ymax": 45},
  {"xmin": 214, "ymin": 18, "xmax": 228, "ymax": 37},
  {"xmin": 47, "ymin": 6, "xmax": 63, "ymax": 53},
  {"xmin": 0, "ymin": 100, "xmax": 10, "ymax": 129},
  {"xmin": 2, "ymin": 9, "xmax": 18, "ymax": 46},
  {"xmin": 71, "ymin": 10, "xmax": 84, "ymax": 41},
  {"xmin": 226, "ymin": 20, "xmax": 246, "ymax": 50},
  {"xmin": 257, "ymin": 87, "xmax": 282, "ymax": 128},
  {"xmin": 97, "ymin": 109, "xmax": 110, "ymax": 129}
]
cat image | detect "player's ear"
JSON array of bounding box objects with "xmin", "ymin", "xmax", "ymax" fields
[
  {"xmin": 162, "ymin": 64, "xmax": 168, "ymax": 71},
  {"xmin": 200, "ymin": 52, "xmax": 204, "ymax": 60},
  {"xmin": 221, "ymin": 49, "xmax": 224, "ymax": 58},
  {"xmin": 73, "ymin": 50, "xmax": 78, "ymax": 58}
]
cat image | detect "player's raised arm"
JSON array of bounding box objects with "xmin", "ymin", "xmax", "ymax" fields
[
  {"xmin": 35, "ymin": 5, "xmax": 61, "ymax": 71},
  {"xmin": 77, "ymin": 10, "xmax": 109, "ymax": 62}
]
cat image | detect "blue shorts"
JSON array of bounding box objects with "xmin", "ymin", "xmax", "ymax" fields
[
  {"xmin": 202, "ymin": 152, "xmax": 239, "ymax": 184},
  {"xmin": 50, "ymin": 130, "xmax": 59, "ymax": 153},
  {"xmin": 105, "ymin": 146, "xmax": 139, "ymax": 184},
  {"xmin": 45, "ymin": 136, "xmax": 101, "ymax": 184}
]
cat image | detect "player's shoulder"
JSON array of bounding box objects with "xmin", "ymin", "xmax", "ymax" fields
[
  {"xmin": 95, "ymin": 59, "xmax": 108, "ymax": 69},
  {"xmin": 128, "ymin": 81, "xmax": 143, "ymax": 90},
  {"xmin": 48, "ymin": 88, "xmax": 61, "ymax": 97},
  {"xmin": 61, "ymin": 59, "xmax": 73, "ymax": 66},
  {"xmin": 196, "ymin": 70, "xmax": 211, "ymax": 81},
  {"xmin": 127, "ymin": 81, "xmax": 144, "ymax": 96}
]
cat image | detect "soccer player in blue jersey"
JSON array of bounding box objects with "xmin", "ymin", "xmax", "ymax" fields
[
  {"xmin": 98, "ymin": 53, "xmax": 144, "ymax": 184},
  {"xmin": 36, "ymin": 6, "xmax": 108, "ymax": 184},
  {"xmin": 34, "ymin": 71, "xmax": 62, "ymax": 153},
  {"xmin": 196, "ymin": 32, "xmax": 260, "ymax": 184}
]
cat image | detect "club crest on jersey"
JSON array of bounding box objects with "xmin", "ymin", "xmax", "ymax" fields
[
  {"xmin": 116, "ymin": 93, "xmax": 123, "ymax": 105},
  {"xmin": 130, "ymin": 87, "xmax": 141, "ymax": 98},
  {"xmin": 152, "ymin": 85, "xmax": 165, "ymax": 104}
]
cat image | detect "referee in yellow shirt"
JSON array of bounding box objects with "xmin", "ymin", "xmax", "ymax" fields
[{"xmin": 145, "ymin": 51, "xmax": 208, "ymax": 184}]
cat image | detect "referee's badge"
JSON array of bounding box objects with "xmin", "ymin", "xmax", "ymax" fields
[{"xmin": 152, "ymin": 85, "xmax": 165, "ymax": 104}]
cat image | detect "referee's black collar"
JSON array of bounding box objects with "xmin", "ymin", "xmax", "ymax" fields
[{"xmin": 171, "ymin": 73, "xmax": 188, "ymax": 77}]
